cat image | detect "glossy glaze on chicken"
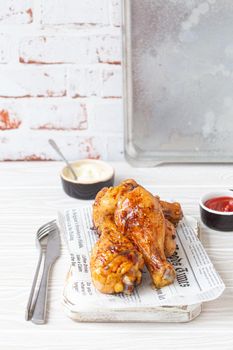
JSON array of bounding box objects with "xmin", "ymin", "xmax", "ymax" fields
[{"xmin": 90, "ymin": 179, "xmax": 183, "ymax": 294}]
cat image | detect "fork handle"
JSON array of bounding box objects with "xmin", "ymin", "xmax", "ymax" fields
[
  {"xmin": 25, "ymin": 251, "xmax": 43, "ymax": 321},
  {"xmin": 31, "ymin": 261, "xmax": 52, "ymax": 325}
]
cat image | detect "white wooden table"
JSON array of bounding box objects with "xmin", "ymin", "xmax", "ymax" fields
[{"xmin": 1, "ymin": 161, "xmax": 233, "ymax": 350}]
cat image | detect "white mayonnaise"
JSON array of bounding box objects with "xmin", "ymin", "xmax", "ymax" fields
[
  {"xmin": 63, "ymin": 160, "xmax": 114, "ymax": 184},
  {"xmin": 74, "ymin": 163, "xmax": 106, "ymax": 183}
]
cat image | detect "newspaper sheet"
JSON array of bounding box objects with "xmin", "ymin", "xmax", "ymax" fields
[{"xmin": 59, "ymin": 206, "xmax": 225, "ymax": 309}]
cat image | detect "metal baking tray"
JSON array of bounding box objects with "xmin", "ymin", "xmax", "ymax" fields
[{"xmin": 122, "ymin": 0, "xmax": 233, "ymax": 166}]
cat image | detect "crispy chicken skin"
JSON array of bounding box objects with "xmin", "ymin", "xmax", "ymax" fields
[
  {"xmin": 91, "ymin": 179, "xmax": 182, "ymax": 293},
  {"xmin": 159, "ymin": 199, "xmax": 182, "ymax": 256},
  {"xmin": 93, "ymin": 182, "xmax": 179, "ymax": 256},
  {"xmin": 164, "ymin": 219, "xmax": 176, "ymax": 257},
  {"xmin": 93, "ymin": 179, "xmax": 138, "ymax": 234},
  {"xmin": 115, "ymin": 182, "xmax": 176, "ymax": 289},
  {"xmin": 91, "ymin": 183, "xmax": 144, "ymax": 294},
  {"xmin": 90, "ymin": 216, "xmax": 144, "ymax": 294},
  {"xmin": 159, "ymin": 200, "xmax": 183, "ymax": 226}
]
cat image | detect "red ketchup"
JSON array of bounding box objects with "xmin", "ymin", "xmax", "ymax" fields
[{"xmin": 204, "ymin": 196, "xmax": 233, "ymax": 212}]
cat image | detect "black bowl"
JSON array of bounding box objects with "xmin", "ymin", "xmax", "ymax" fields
[
  {"xmin": 61, "ymin": 159, "xmax": 115, "ymax": 200},
  {"xmin": 200, "ymin": 191, "xmax": 233, "ymax": 232}
]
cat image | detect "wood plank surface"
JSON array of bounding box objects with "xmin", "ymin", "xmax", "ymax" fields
[{"xmin": 1, "ymin": 161, "xmax": 233, "ymax": 349}]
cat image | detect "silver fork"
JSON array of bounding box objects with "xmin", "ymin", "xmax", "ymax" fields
[{"xmin": 25, "ymin": 220, "xmax": 57, "ymax": 321}]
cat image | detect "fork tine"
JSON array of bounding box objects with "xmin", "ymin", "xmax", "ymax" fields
[
  {"xmin": 37, "ymin": 229, "xmax": 56, "ymax": 241},
  {"xmin": 37, "ymin": 220, "xmax": 57, "ymax": 235},
  {"xmin": 37, "ymin": 224, "xmax": 57, "ymax": 240},
  {"xmin": 37, "ymin": 231, "xmax": 49, "ymax": 240},
  {"xmin": 38, "ymin": 222, "xmax": 56, "ymax": 234},
  {"xmin": 37, "ymin": 228, "xmax": 52, "ymax": 239},
  {"xmin": 37, "ymin": 227, "xmax": 57, "ymax": 240},
  {"xmin": 37, "ymin": 227, "xmax": 56, "ymax": 239}
]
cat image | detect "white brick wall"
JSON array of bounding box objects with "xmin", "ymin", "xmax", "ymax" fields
[
  {"xmin": 0, "ymin": 66, "xmax": 66, "ymax": 97},
  {"xmin": 68, "ymin": 65, "xmax": 122, "ymax": 98},
  {"xmin": 0, "ymin": 34, "xmax": 10, "ymax": 62},
  {"xmin": 41, "ymin": 0, "xmax": 109, "ymax": 25},
  {"xmin": 19, "ymin": 35, "xmax": 121, "ymax": 64},
  {"xmin": 0, "ymin": 0, "xmax": 123, "ymax": 161},
  {"xmin": 0, "ymin": 1, "xmax": 33, "ymax": 24}
]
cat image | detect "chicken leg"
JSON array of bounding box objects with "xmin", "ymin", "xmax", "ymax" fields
[
  {"xmin": 91, "ymin": 182, "xmax": 144, "ymax": 294},
  {"xmin": 115, "ymin": 182, "xmax": 176, "ymax": 289}
]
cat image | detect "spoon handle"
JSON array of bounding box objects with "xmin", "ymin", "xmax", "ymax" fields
[{"xmin": 48, "ymin": 139, "xmax": 77, "ymax": 180}]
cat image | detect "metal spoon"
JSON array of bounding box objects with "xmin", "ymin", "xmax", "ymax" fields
[{"xmin": 48, "ymin": 139, "xmax": 77, "ymax": 180}]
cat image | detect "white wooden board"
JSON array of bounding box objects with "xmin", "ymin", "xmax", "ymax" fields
[{"xmin": 62, "ymin": 216, "xmax": 202, "ymax": 323}]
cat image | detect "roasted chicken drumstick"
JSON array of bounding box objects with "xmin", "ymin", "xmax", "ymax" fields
[
  {"xmin": 115, "ymin": 181, "xmax": 176, "ymax": 289},
  {"xmin": 91, "ymin": 179, "xmax": 182, "ymax": 293},
  {"xmin": 91, "ymin": 185, "xmax": 144, "ymax": 294},
  {"xmin": 93, "ymin": 181, "xmax": 179, "ymax": 257}
]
